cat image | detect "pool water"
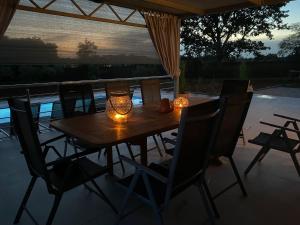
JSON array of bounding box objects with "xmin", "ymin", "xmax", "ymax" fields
[{"xmin": 0, "ymin": 97, "xmax": 142, "ymax": 124}]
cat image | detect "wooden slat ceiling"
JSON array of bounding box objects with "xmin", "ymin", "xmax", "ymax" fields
[{"xmin": 90, "ymin": 0, "xmax": 288, "ymax": 16}]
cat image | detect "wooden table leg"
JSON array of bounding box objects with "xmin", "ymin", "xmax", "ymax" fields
[
  {"xmin": 106, "ymin": 146, "xmax": 113, "ymax": 175},
  {"xmin": 130, "ymin": 137, "xmax": 148, "ymax": 166}
]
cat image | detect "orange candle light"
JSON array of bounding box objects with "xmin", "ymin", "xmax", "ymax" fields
[{"xmin": 173, "ymin": 96, "xmax": 189, "ymax": 109}]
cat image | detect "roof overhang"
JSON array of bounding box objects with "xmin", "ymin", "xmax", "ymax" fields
[{"xmin": 90, "ymin": 0, "xmax": 288, "ymax": 16}]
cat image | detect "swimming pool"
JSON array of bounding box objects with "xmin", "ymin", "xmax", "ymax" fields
[{"xmin": 0, "ymin": 97, "xmax": 143, "ymax": 124}]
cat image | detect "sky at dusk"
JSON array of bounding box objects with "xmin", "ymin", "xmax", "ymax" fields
[{"xmin": 3, "ymin": 0, "xmax": 300, "ymax": 61}]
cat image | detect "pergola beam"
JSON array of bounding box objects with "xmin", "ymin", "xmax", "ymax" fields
[
  {"xmin": 248, "ymin": 0, "xmax": 287, "ymax": 5},
  {"xmin": 16, "ymin": 4, "xmax": 146, "ymax": 29},
  {"xmin": 144, "ymin": 0, "xmax": 205, "ymax": 15}
]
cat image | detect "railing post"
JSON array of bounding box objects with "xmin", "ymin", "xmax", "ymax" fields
[{"xmin": 174, "ymin": 76, "xmax": 179, "ymax": 98}]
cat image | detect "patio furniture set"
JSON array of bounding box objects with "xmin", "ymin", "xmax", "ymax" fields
[{"xmin": 8, "ymin": 79, "xmax": 300, "ymax": 225}]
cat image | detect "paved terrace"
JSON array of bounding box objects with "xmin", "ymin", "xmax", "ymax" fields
[{"xmin": 1, "ymin": 87, "xmax": 300, "ymax": 225}]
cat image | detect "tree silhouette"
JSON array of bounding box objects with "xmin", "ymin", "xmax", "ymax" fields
[
  {"xmin": 0, "ymin": 36, "xmax": 58, "ymax": 64},
  {"xmin": 77, "ymin": 39, "xmax": 98, "ymax": 60},
  {"xmin": 279, "ymin": 23, "xmax": 300, "ymax": 57},
  {"xmin": 181, "ymin": 4, "xmax": 288, "ymax": 62}
]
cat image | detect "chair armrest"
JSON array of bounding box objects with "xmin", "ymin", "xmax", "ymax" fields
[
  {"xmin": 46, "ymin": 150, "xmax": 93, "ymax": 167},
  {"xmin": 40, "ymin": 134, "xmax": 66, "ymax": 146},
  {"xmin": 273, "ymin": 114, "xmax": 300, "ymax": 122},
  {"xmin": 260, "ymin": 121, "xmax": 300, "ymax": 134},
  {"xmin": 163, "ymin": 138, "xmax": 176, "ymax": 146},
  {"xmin": 120, "ymin": 155, "xmax": 168, "ymax": 184}
]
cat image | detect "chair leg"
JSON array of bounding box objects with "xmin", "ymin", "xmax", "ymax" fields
[
  {"xmin": 14, "ymin": 177, "xmax": 37, "ymax": 224},
  {"xmin": 198, "ymin": 183, "xmax": 215, "ymax": 225},
  {"xmin": 63, "ymin": 137, "xmax": 68, "ymax": 157},
  {"xmin": 142, "ymin": 173, "xmax": 164, "ymax": 225},
  {"xmin": 48, "ymin": 146, "xmax": 62, "ymax": 158},
  {"xmin": 158, "ymin": 133, "xmax": 168, "ymax": 152},
  {"xmin": 153, "ymin": 135, "xmax": 163, "ymax": 157},
  {"xmin": 126, "ymin": 143, "xmax": 136, "ymax": 161},
  {"xmin": 115, "ymin": 145, "xmax": 126, "ymax": 174},
  {"xmin": 241, "ymin": 129, "xmax": 246, "ymax": 145},
  {"xmin": 46, "ymin": 195, "xmax": 62, "ymax": 225},
  {"xmin": 258, "ymin": 148, "xmax": 271, "ymax": 162},
  {"xmin": 97, "ymin": 150, "xmax": 102, "ymax": 160},
  {"xmin": 116, "ymin": 171, "xmax": 141, "ymax": 225},
  {"xmin": 203, "ymin": 179, "xmax": 220, "ymax": 218},
  {"xmin": 290, "ymin": 153, "xmax": 300, "ymax": 176},
  {"xmin": 244, "ymin": 147, "xmax": 269, "ymax": 175},
  {"xmin": 229, "ymin": 157, "xmax": 247, "ymax": 196},
  {"xmin": 90, "ymin": 179, "xmax": 118, "ymax": 214}
]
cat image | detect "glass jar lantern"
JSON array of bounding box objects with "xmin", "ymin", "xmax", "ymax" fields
[
  {"xmin": 106, "ymin": 91, "xmax": 133, "ymax": 123},
  {"xmin": 173, "ymin": 96, "xmax": 189, "ymax": 109}
]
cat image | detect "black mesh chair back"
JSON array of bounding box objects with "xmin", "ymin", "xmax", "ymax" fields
[
  {"xmin": 213, "ymin": 92, "xmax": 253, "ymax": 157},
  {"xmin": 105, "ymin": 81, "xmax": 132, "ymax": 99},
  {"xmin": 59, "ymin": 83, "xmax": 96, "ymax": 118},
  {"xmin": 167, "ymin": 99, "xmax": 223, "ymax": 197},
  {"xmin": 140, "ymin": 79, "xmax": 161, "ymax": 105},
  {"xmin": 50, "ymin": 100, "xmax": 63, "ymax": 120},
  {"xmin": 220, "ymin": 80, "xmax": 249, "ymax": 96},
  {"xmin": 9, "ymin": 99, "xmax": 118, "ymax": 225},
  {"xmin": 9, "ymin": 101, "xmax": 41, "ymax": 134},
  {"xmin": 8, "ymin": 98, "xmax": 46, "ymax": 178}
]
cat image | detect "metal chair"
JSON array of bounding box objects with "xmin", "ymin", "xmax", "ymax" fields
[
  {"xmin": 245, "ymin": 114, "xmax": 300, "ymax": 176},
  {"xmin": 59, "ymin": 83, "xmax": 97, "ymax": 119},
  {"xmin": 116, "ymin": 99, "xmax": 225, "ymax": 225},
  {"xmin": 140, "ymin": 79, "xmax": 166, "ymax": 156},
  {"xmin": 59, "ymin": 83, "xmax": 127, "ymax": 173},
  {"xmin": 220, "ymin": 79, "xmax": 250, "ymax": 96},
  {"xmin": 220, "ymin": 79, "xmax": 250, "ymax": 145},
  {"xmin": 164, "ymin": 93, "xmax": 253, "ymax": 217},
  {"xmin": 208, "ymin": 92, "xmax": 253, "ymax": 202},
  {"xmin": 10, "ymin": 102, "xmax": 41, "ymax": 134},
  {"xmin": 9, "ymin": 98, "xmax": 117, "ymax": 225},
  {"xmin": 50, "ymin": 100, "xmax": 63, "ymax": 121}
]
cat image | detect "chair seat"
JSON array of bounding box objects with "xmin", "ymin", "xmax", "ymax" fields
[
  {"xmin": 49, "ymin": 157, "xmax": 108, "ymax": 192},
  {"xmin": 249, "ymin": 132, "xmax": 299, "ymax": 152}
]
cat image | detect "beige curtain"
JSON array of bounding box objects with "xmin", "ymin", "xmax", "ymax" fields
[
  {"xmin": 0, "ymin": 0, "xmax": 19, "ymax": 37},
  {"xmin": 144, "ymin": 12, "xmax": 181, "ymax": 78}
]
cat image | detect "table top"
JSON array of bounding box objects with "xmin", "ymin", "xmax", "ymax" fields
[{"xmin": 50, "ymin": 97, "xmax": 212, "ymax": 147}]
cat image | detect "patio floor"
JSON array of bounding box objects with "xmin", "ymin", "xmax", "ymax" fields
[{"xmin": 1, "ymin": 90, "xmax": 300, "ymax": 225}]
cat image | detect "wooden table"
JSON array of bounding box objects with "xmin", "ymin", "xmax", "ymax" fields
[{"xmin": 51, "ymin": 97, "xmax": 211, "ymax": 174}]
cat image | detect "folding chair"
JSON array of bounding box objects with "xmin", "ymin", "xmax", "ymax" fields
[
  {"xmin": 208, "ymin": 92, "xmax": 253, "ymax": 203},
  {"xmin": 140, "ymin": 79, "xmax": 167, "ymax": 156},
  {"xmin": 116, "ymin": 99, "xmax": 225, "ymax": 225},
  {"xmin": 245, "ymin": 114, "xmax": 300, "ymax": 176},
  {"xmin": 220, "ymin": 79, "xmax": 250, "ymax": 145},
  {"xmin": 164, "ymin": 93, "xmax": 253, "ymax": 217},
  {"xmin": 9, "ymin": 98, "xmax": 117, "ymax": 225}
]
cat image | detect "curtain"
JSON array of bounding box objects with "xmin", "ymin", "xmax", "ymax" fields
[
  {"xmin": 144, "ymin": 11, "xmax": 181, "ymax": 78},
  {"xmin": 0, "ymin": 0, "xmax": 20, "ymax": 37}
]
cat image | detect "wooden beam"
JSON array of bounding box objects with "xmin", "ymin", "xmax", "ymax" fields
[
  {"xmin": 204, "ymin": 0, "xmax": 287, "ymax": 15},
  {"xmin": 16, "ymin": 4, "xmax": 146, "ymax": 28},
  {"xmin": 249, "ymin": 0, "xmax": 287, "ymax": 5},
  {"xmin": 144, "ymin": 0, "xmax": 205, "ymax": 15}
]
